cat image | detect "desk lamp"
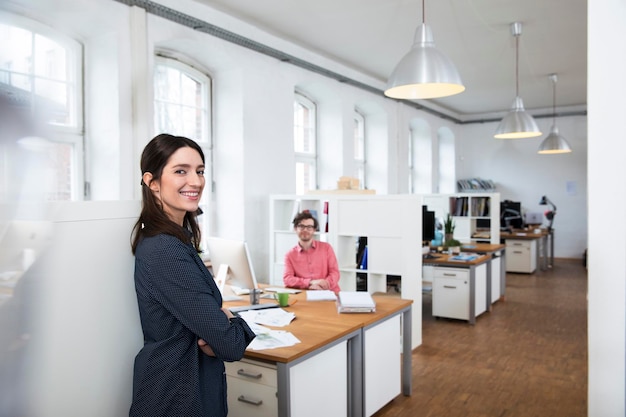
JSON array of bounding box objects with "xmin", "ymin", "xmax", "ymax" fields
[{"xmin": 539, "ymin": 195, "xmax": 556, "ymax": 231}]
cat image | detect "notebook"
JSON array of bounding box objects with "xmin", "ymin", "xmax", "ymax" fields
[{"xmin": 336, "ymin": 291, "xmax": 376, "ymax": 313}]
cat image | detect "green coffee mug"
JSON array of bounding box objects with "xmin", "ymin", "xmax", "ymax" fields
[{"xmin": 274, "ymin": 292, "xmax": 290, "ymax": 307}]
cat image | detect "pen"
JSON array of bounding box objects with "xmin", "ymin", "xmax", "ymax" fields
[{"xmin": 290, "ymin": 299, "xmax": 298, "ymax": 306}]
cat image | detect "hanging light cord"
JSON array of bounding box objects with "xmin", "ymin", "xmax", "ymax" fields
[
  {"xmin": 422, "ymin": 0, "xmax": 425, "ymax": 24},
  {"xmin": 515, "ymin": 33, "xmax": 519, "ymax": 97},
  {"xmin": 552, "ymin": 76, "xmax": 557, "ymax": 124}
]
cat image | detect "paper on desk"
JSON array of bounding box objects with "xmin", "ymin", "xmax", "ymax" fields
[
  {"xmin": 449, "ymin": 253, "xmax": 478, "ymax": 261},
  {"xmin": 306, "ymin": 290, "xmax": 337, "ymax": 301},
  {"xmin": 238, "ymin": 308, "xmax": 296, "ymax": 327},
  {"xmin": 247, "ymin": 330, "xmax": 301, "ymax": 351}
]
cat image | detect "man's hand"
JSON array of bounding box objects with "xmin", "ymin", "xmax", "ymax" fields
[{"xmin": 309, "ymin": 279, "xmax": 330, "ymax": 290}]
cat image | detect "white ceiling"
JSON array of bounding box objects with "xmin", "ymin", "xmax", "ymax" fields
[{"xmin": 194, "ymin": 0, "xmax": 587, "ymax": 120}]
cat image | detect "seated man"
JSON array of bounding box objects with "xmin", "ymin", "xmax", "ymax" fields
[{"xmin": 283, "ymin": 211, "xmax": 340, "ymax": 292}]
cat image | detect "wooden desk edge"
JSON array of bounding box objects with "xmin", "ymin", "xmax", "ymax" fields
[{"xmin": 231, "ymin": 296, "xmax": 412, "ymax": 364}]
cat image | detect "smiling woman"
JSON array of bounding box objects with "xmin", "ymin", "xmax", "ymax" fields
[
  {"xmin": 143, "ymin": 146, "xmax": 205, "ymax": 226},
  {"xmin": 130, "ymin": 134, "xmax": 255, "ymax": 417}
]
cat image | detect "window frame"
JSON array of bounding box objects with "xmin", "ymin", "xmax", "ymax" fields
[
  {"xmin": 153, "ymin": 53, "xmax": 214, "ymax": 245},
  {"xmin": 354, "ymin": 109, "xmax": 366, "ymax": 189},
  {"xmin": 293, "ymin": 91, "xmax": 317, "ymax": 194},
  {"xmin": 1, "ymin": 12, "xmax": 84, "ymax": 201}
]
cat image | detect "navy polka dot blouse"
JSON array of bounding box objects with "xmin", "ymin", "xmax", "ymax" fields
[{"xmin": 129, "ymin": 234, "xmax": 255, "ymax": 417}]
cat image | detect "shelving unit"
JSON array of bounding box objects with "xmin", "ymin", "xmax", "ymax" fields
[
  {"xmin": 422, "ymin": 193, "xmax": 500, "ymax": 244},
  {"xmin": 269, "ymin": 195, "xmax": 330, "ymax": 286},
  {"xmin": 270, "ymin": 194, "xmax": 423, "ymax": 349}
]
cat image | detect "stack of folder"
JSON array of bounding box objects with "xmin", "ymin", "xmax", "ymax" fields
[{"xmin": 336, "ymin": 291, "xmax": 376, "ymax": 313}]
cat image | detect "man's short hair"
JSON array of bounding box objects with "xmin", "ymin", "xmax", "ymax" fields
[{"xmin": 292, "ymin": 211, "xmax": 319, "ymax": 230}]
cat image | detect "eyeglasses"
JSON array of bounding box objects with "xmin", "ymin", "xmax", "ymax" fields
[{"xmin": 296, "ymin": 224, "xmax": 316, "ymax": 231}]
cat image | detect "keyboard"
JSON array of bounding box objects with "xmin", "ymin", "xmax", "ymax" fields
[
  {"xmin": 264, "ymin": 287, "xmax": 302, "ymax": 294},
  {"xmin": 229, "ymin": 302, "xmax": 280, "ymax": 313}
]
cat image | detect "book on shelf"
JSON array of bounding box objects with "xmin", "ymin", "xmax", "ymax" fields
[
  {"xmin": 323, "ymin": 201, "xmax": 329, "ymax": 232},
  {"xmin": 358, "ymin": 246, "xmax": 368, "ymax": 270},
  {"xmin": 457, "ymin": 178, "xmax": 496, "ymax": 192},
  {"xmin": 336, "ymin": 291, "xmax": 376, "ymax": 313}
]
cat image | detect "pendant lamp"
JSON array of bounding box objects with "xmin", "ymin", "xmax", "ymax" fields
[
  {"xmin": 384, "ymin": 0, "xmax": 465, "ymax": 100},
  {"xmin": 538, "ymin": 74, "xmax": 572, "ymax": 154},
  {"xmin": 494, "ymin": 22, "xmax": 541, "ymax": 139}
]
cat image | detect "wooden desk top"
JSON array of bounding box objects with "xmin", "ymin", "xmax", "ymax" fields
[
  {"xmin": 460, "ymin": 243, "xmax": 506, "ymax": 253},
  {"xmin": 224, "ymin": 292, "xmax": 412, "ymax": 364},
  {"xmin": 422, "ymin": 252, "xmax": 492, "ymax": 267},
  {"xmin": 500, "ymin": 231, "xmax": 545, "ymax": 239}
]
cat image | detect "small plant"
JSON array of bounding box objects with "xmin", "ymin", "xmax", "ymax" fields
[
  {"xmin": 443, "ymin": 213, "xmax": 455, "ymax": 235},
  {"xmin": 444, "ymin": 238, "xmax": 462, "ymax": 248}
]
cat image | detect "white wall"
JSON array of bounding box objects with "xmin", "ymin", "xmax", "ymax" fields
[
  {"xmin": 458, "ymin": 115, "xmax": 588, "ymax": 259},
  {"xmin": 8, "ymin": 1, "xmax": 625, "ymax": 415},
  {"xmin": 588, "ymin": 1, "xmax": 626, "ymax": 416}
]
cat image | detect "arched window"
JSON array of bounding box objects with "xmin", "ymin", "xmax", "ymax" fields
[
  {"xmin": 154, "ymin": 55, "xmax": 213, "ymax": 240},
  {"xmin": 438, "ymin": 128, "xmax": 456, "ymax": 193},
  {"xmin": 154, "ymin": 55, "xmax": 211, "ymax": 142},
  {"xmin": 409, "ymin": 120, "xmax": 432, "ymax": 193},
  {"xmin": 293, "ymin": 92, "xmax": 317, "ymax": 194},
  {"xmin": 354, "ymin": 109, "xmax": 366, "ymax": 189},
  {"xmin": 0, "ymin": 14, "xmax": 83, "ymax": 201}
]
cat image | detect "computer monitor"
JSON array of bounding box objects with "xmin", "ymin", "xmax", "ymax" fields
[
  {"xmin": 422, "ymin": 206, "xmax": 435, "ymax": 243},
  {"xmin": 500, "ymin": 200, "xmax": 523, "ymax": 229},
  {"xmin": 206, "ymin": 237, "xmax": 259, "ymax": 292}
]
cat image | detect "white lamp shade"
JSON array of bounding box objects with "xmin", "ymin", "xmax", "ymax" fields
[
  {"xmin": 384, "ymin": 24, "xmax": 465, "ymax": 100},
  {"xmin": 494, "ymin": 96, "xmax": 542, "ymax": 139},
  {"xmin": 538, "ymin": 125, "xmax": 572, "ymax": 154}
]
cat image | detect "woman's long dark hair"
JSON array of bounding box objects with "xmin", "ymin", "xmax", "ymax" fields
[{"xmin": 131, "ymin": 134, "xmax": 205, "ymax": 254}]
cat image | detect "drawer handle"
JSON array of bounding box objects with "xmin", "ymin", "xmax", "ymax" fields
[
  {"xmin": 513, "ymin": 251, "xmax": 523, "ymax": 254},
  {"xmin": 237, "ymin": 369, "xmax": 263, "ymax": 379},
  {"xmin": 442, "ymin": 273, "xmax": 457, "ymax": 277},
  {"xmin": 443, "ymin": 285, "xmax": 457, "ymax": 289},
  {"xmin": 237, "ymin": 395, "xmax": 263, "ymax": 406}
]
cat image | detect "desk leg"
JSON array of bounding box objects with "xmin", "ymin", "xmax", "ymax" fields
[
  {"xmin": 349, "ymin": 331, "xmax": 363, "ymax": 417},
  {"xmin": 535, "ymin": 239, "xmax": 542, "ymax": 272},
  {"xmin": 500, "ymin": 250, "xmax": 506, "ymax": 300},
  {"xmin": 548, "ymin": 229, "xmax": 554, "ymax": 268},
  {"xmin": 277, "ymin": 363, "xmax": 290, "ymax": 417},
  {"xmin": 485, "ymin": 258, "xmax": 492, "ymax": 312},
  {"xmin": 469, "ymin": 265, "xmax": 476, "ymax": 325},
  {"xmin": 537, "ymin": 235, "xmax": 548, "ymax": 271},
  {"xmin": 402, "ymin": 307, "xmax": 412, "ymax": 396}
]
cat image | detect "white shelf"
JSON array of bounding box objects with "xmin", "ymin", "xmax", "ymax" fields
[
  {"xmin": 422, "ymin": 192, "xmax": 500, "ymax": 244},
  {"xmin": 270, "ymin": 194, "xmax": 423, "ymax": 349}
]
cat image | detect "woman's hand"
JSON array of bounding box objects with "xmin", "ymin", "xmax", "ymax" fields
[
  {"xmin": 197, "ymin": 338, "xmax": 215, "ymax": 357},
  {"xmin": 221, "ymin": 307, "xmax": 235, "ymax": 320},
  {"xmin": 198, "ymin": 308, "xmax": 239, "ymax": 356}
]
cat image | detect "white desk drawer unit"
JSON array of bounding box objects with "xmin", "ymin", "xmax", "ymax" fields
[
  {"xmin": 433, "ymin": 268, "xmax": 470, "ymax": 321},
  {"xmin": 506, "ymin": 239, "xmax": 537, "ymax": 273},
  {"xmin": 225, "ymin": 359, "xmax": 278, "ymax": 417}
]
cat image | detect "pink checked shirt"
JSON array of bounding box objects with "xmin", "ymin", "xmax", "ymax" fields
[{"xmin": 283, "ymin": 240, "xmax": 340, "ymax": 292}]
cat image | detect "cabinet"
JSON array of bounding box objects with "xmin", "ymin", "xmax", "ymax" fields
[
  {"xmin": 433, "ymin": 268, "xmax": 470, "ymax": 320},
  {"xmin": 363, "ymin": 314, "xmax": 401, "ymax": 416},
  {"xmin": 431, "ymin": 263, "xmax": 487, "ymax": 323},
  {"xmin": 422, "ymin": 193, "xmax": 500, "ymax": 244},
  {"xmin": 506, "ymin": 239, "xmax": 537, "ymax": 273},
  {"xmin": 225, "ymin": 359, "xmax": 278, "ymax": 417}
]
